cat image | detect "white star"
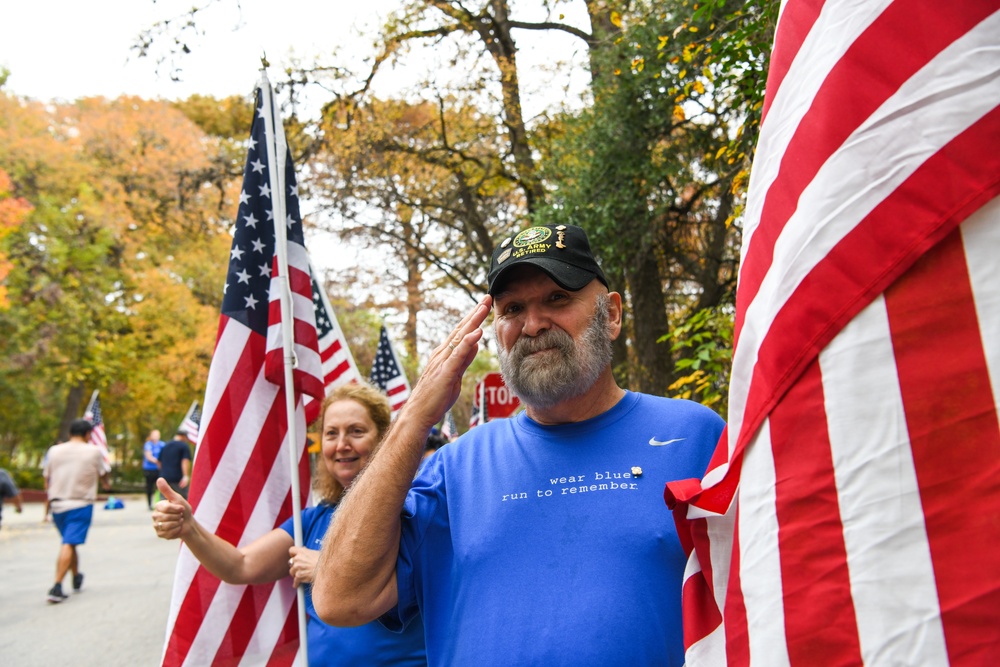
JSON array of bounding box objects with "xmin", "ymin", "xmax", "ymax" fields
[
  {"xmin": 289, "ymin": 183, "xmax": 299, "ymax": 198},
  {"xmin": 247, "ymin": 136, "xmax": 257, "ymax": 152},
  {"xmin": 265, "ymin": 210, "xmax": 274, "ymax": 221},
  {"xmin": 236, "ymin": 269, "xmax": 251, "ymax": 284},
  {"xmin": 259, "ymin": 263, "xmax": 272, "ymax": 278},
  {"xmin": 258, "ymin": 183, "xmax": 271, "ymax": 198},
  {"xmin": 243, "ymin": 212, "xmax": 258, "ymax": 229},
  {"xmin": 239, "ymin": 189, "xmax": 250, "ymax": 206},
  {"xmin": 251, "ymin": 158, "xmax": 265, "ymax": 174},
  {"xmin": 286, "ymin": 213, "xmax": 295, "ymax": 228},
  {"xmin": 251, "ymin": 238, "xmax": 266, "ymax": 253},
  {"xmin": 231, "ymin": 246, "xmax": 244, "ymax": 261},
  {"xmin": 244, "ymin": 294, "xmax": 259, "ymax": 309},
  {"xmin": 257, "ymin": 105, "xmax": 266, "ymax": 119}
]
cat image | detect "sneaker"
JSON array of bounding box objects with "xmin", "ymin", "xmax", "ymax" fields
[
  {"xmin": 73, "ymin": 573, "xmax": 84, "ymax": 592},
  {"xmin": 47, "ymin": 583, "xmax": 68, "ymax": 604}
]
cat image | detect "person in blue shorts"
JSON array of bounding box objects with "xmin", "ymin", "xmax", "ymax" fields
[
  {"xmin": 313, "ymin": 224, "xmax": 727, "ymax": 666},
  {"xmin": 152, "ymin": 382, "xmax": 426, "ymax": 666},
  {"xmin": 44, "ymin": 418, "xmax": 110, "ymax": 603}
]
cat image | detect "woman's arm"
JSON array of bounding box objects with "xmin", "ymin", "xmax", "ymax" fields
[{"xmin": 152, "ymin": 478, "xmax": 294, "ymax": 585}]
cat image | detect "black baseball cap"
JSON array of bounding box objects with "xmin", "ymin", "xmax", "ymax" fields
[{"xmin": 487, "ymin": 224, "xmax": 609, "ymax": 295}]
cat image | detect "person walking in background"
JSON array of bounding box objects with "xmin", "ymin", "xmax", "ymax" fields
[
  {"xmin": 157, "ymin": 430, "xmax": 192, "ymax": 500},
  {"xmin": 141, "ymin": 429, "xmax": 164, "ymax": 510},
  {"xmin": 152, "ymin": 383, "xmax": 426, "ymax": 666},
  {"xmin": 43, "ymin": 419, "xmax": 110, "ymax": 603},
  {"xmin": 0, "ymin": 466, "xmax": 23, "ymax": 530}
]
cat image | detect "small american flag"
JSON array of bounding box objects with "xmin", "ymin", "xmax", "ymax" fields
[
  {"xmin": 83, "ymin": 391, "xmax": 111, "ymax": 473},
  {"xmin": 665, "ymin": 2, "xmax": 1000, "ymax": 665},
  {"xmin": 179, "ymin": 401, "xmax": 201, "ymax": 443},
  {"xmin": 368, "ymin": 324, "xmax": 411, "ymax": 415},
  {"xmin": 161, "ymin": 76, "xmax": 322, "ymax": 667},
  {"xmin": 309, "ymin": 259, "xmax": 361, "ymax": 397},
  {"xmin": 441, "ymin": 410, "xmax": 459, "ymax": 441}
]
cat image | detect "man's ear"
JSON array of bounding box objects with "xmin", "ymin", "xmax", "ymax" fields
[{"xmin": 607, "ymin": 291, "xmax": 623, "ymax": 341}]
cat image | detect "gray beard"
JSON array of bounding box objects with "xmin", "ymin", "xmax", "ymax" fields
[{"xmin": 497, "ymin": 294, "xmax": 613, "ymax": 410}]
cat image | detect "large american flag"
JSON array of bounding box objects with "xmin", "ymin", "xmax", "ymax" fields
[
  {"xmin": 83, "ymin": 390, "xmax": 111, "ymax": 473},
  {"xmin": 665, "ymin": 2, "xmax": 1000, "ymax": 665},
  {"xmin": 368, "ymin": 324, "xmax": 411, "ymax": 415},
  {"xmin": 161, "ymin": 77, "xmax": 324, "ymax": 667}
]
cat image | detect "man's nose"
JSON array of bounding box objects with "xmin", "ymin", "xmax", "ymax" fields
[{"xmin": 521, "ymin": 305, "xmax": 550, "ymax": 337}]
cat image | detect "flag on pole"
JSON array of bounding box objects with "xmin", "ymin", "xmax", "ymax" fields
[
  {"xmin": 368, "ymin": 324, "xmax": 411, "ymax": 415},
  {"xmin": 308, "ymin": 258, "xmax": 362, "ymax": 397},
  {"xmin": 179, "ymin": 401, "xmax": 202, "ymax": 443},
  {"xmin": 161, "ymin": 77, "xmax": 324, "ymax": 667},
  {"xmin": 664, "ymin": 3, "xmax": 1000, "ymax": 665},
  {"xmin": 83, "ymin": 390, "xmax": 111, "ymax": 473},
  {"xmin": 440, "ymin": 410, "xmax": 459, "ymax": 441}
]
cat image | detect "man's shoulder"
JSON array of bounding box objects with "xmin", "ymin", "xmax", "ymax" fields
[
  {"xmin": 47, "ymin": 442, "xmax": 78, "ymax": 457},
  {"xmin": 632, "ymin": 392, "xmax": 724, "ymax": 420}
]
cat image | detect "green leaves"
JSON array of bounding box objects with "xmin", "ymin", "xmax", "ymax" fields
[{"xmin": 664, "ymin": 306, "xmax": 734, "ymax": 417}]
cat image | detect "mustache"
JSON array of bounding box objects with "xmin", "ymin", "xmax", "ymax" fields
[{"xmin": 509, "ymin": 328, "xmax": 574, "ymax": 358}]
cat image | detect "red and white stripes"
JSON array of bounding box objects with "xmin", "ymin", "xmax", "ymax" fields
[
  {"xmin": 162, "ymin": 317, "xmax": 311, "ymax": 666},
  {"xmin": 666, "ymin": 2, "xmax": 1000, "ymax": 664}
]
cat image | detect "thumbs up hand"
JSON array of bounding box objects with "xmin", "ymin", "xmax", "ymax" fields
[{"xmin": 152, "ymin": 478, "xmax": 193, "ymax": 540}]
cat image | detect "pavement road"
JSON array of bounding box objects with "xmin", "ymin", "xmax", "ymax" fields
[{"xmin": 1, "ymin": 495, "xmax": 180, "ymax": 667}]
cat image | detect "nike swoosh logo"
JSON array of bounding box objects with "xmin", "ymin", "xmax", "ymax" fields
[{"xmin": 648, "ymin": 437, "xmax": 685, "ymax": 446}]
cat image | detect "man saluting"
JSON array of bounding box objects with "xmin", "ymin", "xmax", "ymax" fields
[{"xmin": 314, "ymin": 224, "xmax": 725, "ymax": 666}]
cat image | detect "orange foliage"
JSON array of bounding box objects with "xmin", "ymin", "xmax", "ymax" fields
[{"xmin": 0, "ymin": 168, "xmax": 32, "ymax": 308}]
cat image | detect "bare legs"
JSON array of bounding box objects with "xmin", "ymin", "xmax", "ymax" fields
[{"xmin": 55, "ymin": 543, "xmax": 78, "ymax": 585}]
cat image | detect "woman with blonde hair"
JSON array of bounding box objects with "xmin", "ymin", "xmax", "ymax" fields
[{"xmin": 152, "ymin": 382, "xmax": 426, "ymax": 666}]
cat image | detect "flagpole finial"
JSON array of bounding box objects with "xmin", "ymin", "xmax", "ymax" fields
[{"xmin": 260, "ymin": 52, "xmax": 270, "ymax": 69}]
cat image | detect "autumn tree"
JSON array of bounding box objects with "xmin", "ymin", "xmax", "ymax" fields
[
  {"xmin": 131, "ymin": 0, "xmax": 778, "ymax": 411},
  {"xmin": 303, "ymin": 0, "xmax": 775, "ymax": 399},
  {"xmin": 533, "ymin": 0, "xmax": 777, "ymax": 404},
  {"xmin": 308, "ymin": 95, "xmax": 524, "ymax": 357},
  {"xmin": 0, "ymin": 91, "xmax": 242, "ymax": 464}
]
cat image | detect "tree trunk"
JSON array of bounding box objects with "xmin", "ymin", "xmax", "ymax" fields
[
  {"xmin": 696, "ymin": 182, "xmax": 737, "ymax": 311},
  {"xmin": 626, "ymin": 250, "xmax": 675, "ymax": 396},
  {"xmin": 476, "ymin": 0, "xmax": 545, "ymax": 212},
  {"xmin": 59, "ymin": 383, "xmax": 87, "ymax": 443},
  {"xmin": 400, "ymin": 213, "xmax": 422, "ymax": 361},
  {"xmin": 584, "ymin": 0, "xmax": 624, "ymax": 84}
]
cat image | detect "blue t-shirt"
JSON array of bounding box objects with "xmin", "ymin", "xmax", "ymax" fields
[
  {"xmin": 387, "ymin": 391, "xmax": 724, "ymax": 666},
  {"xmin": 280, "ymin": 503, "xmax": 426, "ymax": 667},
  {"xmin": 142, "ymin": 440, "xmax": 164, "ymax": 471}
]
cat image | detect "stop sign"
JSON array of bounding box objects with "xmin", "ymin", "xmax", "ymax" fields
[{"xmin": 482, "ymin": 372, "xmax": 520, "ymax": 419}]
